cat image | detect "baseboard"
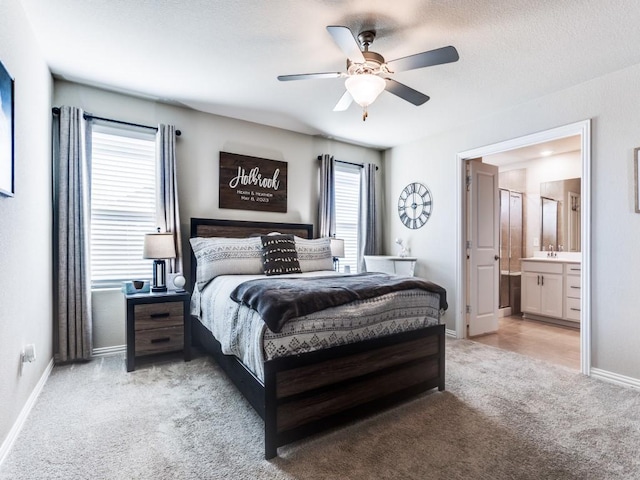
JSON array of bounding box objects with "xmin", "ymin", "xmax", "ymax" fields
[
  {"xmin": 445, "ymin": 328, "xmax": 457, "ymax": 338},
  {"xmin": 0, "ymin": 358, "xmax": 54, "ymax": 468},
  {"xmin": 590, "ymin": 368, "xmax": 640, "ymax": 391},
  {"xmin": 92, "ymin": 345, "xmax": 126, "ymax": 357}
]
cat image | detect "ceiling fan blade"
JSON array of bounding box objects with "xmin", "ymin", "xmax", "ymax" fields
[
  {"xmin": 333, "ymin": 91, "xmax": 353, "ymax": 111},
  {"xmin": 384, "ymin": 79, "xmax": 430, "ymax": 106},
  {"xmin": 277, "ymin": 72, "xmax": 343, "ymax": 81},
  {"xmin": 387, "ymin": 46, "xmax": 459, "ymax": 73},
  {"xmin": 326, "ymin": 26, "xmax": 366, "ymax": 63}
]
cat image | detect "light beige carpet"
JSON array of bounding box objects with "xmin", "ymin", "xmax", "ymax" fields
[{"xmin": 2, "ymin": 338, "xmax": 640, "ymax": 479}]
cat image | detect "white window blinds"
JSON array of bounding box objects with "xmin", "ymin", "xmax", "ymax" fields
[
  {"xmin": 334, "ymin": 163, "xmax": 361, "ymax": 273},
  {"xmin": 90, "ymin": 124, "xmax": 157, "ymax": 288}
]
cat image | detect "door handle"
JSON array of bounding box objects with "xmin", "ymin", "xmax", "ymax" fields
[
  {"xmin": 541, "ymin": 275, "xmax": 544, "ymax": 286},
  {"xmin": 494, "ymin": 255, "xmax": 500, "ymax": 261},
  {"xmin": 537, "ymin": 275, "xmax": 540, "ymax": 285}
]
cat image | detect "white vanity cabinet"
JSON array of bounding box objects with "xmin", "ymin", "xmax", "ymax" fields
[
  {"xmin": 521, "ymin": 261, "xmax": 564, "ymax": 318},
  {"xmin": 564, "ymin": 262, "xmax": 581, "ymax": 323},
  {"xmin": 521, "ymin": 259, "xmax": 581, "ymax": 324}
]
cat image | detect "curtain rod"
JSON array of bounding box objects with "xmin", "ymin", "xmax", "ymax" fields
[
  {"xmin": 51, "ymin": 107, "xmax": 181, "ymax": 136},
  {"xmin": 317, "ymin": 155, "xmax": 379, "ymax": 171}
]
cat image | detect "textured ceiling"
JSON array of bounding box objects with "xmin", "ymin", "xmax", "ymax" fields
[{"xmin": 19, "ymin": 0, "xmax": 640, "ymax": 149}]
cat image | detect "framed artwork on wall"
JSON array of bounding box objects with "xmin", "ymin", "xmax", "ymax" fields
[
  {"xmin": 635, "ymin": 147, "xmax": 640, "ymax": 213},
  {"xmin": 0, "ymin": 60, "xmax": 14, "ymax": 197}
]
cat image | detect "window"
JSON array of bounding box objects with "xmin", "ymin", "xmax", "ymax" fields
[
  {"xmin": 90, "ymin": 123, "xmax": 157, "ymax": 288},
  {"xmin": 334, "ymin": 163, "xmax": 361, "ymax": 273}
]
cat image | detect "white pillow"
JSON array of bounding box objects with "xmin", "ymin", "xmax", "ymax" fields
[
  {"xmin": 190, "ymin": 237, "xmax": 263, "ymax": 289},
  {"xmin": 294, "ymin": 236, "xmax": 334, "ymax": 272}
]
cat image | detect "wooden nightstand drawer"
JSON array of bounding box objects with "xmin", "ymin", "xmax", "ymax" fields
[
  {"xmin": 134, "ymin": 302, "xmax": 183, "ymax": 330},
  {"xmin": 135, "ymin": 326, "xmax": 184, "ymax": 356}
]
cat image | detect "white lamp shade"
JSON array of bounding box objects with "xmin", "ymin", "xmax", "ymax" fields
[
  {"xmin": 143, "ymin": 232, "xmax": 176, "ymax": 259},
  {"xmin": 345, "ymin": 74, "xmax": 386, "ymax": 107},
  {"xmin": 330, "ymin": 237, "xmax": 345, "ymax": 258}
]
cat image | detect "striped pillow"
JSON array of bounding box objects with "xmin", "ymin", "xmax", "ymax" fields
[{"xmin": 261, "ymin": 234, "xmax": 302, "ymax": 276}]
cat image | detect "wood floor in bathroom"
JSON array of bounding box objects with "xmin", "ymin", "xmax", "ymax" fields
[{"xmin": 471, "ymin": 315, "xmax": 580, "ymax": 370}]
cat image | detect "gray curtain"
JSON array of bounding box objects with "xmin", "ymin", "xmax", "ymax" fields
[
  {"xmin": 358, "ymin": 163, "xmax": 379, "ymax": 272},
  {"xmin": 318, "ymin": 154, "xmax": 335, "ymax": 238},
  {"xmin": 53, "ymin": 106, "xmax": 92, "ymax": 362},
  {"xmin": 157, "ymin": 124, "xmax": 182, "ymax": 273}
]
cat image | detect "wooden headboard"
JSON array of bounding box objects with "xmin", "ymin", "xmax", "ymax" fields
[{"xmin": 189, "ymin": 218, "xmax": 314, "ymax": 292}]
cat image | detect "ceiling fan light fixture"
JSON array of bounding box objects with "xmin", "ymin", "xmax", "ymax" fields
[{"xmin": 345, "ymin": 74, "xmax": 385, "ymax": 108}]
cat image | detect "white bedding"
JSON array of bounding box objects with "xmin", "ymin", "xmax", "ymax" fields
[{"xmin": 192, "ymin": 271, "xmax": 442, "ymax": 381}]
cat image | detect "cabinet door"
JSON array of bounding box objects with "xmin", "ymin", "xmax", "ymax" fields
[
  {"xmin": 540, "ymin": 273, "xmax": 563, "ymax": 318},
  {"xmin": 521, "ymin": 272, "xmax": 542, "ymax": 314}
]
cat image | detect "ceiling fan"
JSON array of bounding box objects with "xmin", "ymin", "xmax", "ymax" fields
[{"xmin": 277, "ymin": 26, "xmax": 459, "ymax": 121}]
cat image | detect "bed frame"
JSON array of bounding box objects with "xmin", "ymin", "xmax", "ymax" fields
[{"xmin": 189, "ymin": 217, "xmax": 445, "ymax": 459}]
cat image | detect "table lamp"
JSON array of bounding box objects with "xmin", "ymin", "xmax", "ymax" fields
[
  {"xmin": 143, "ymin": 230, "xmax": 176, "ymax": 292},
  {"xmin": 330, "ymin": 237, "xmax": 345, "ymax": 272}
]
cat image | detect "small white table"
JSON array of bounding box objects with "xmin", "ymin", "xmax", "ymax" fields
[{"xmin": 363, "ymin": 255, "xmax": 417, "ymax": 276}]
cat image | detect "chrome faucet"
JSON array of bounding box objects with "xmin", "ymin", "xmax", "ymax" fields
[{"xmin": 547, "ymin": 245, "xmax": 557, "ymax": 258}]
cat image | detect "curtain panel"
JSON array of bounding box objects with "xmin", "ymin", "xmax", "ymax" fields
[
  {"xmin": 53, "ymin": 106, "xmax": 92, "ymax": 362},
  {"xmin": 358, "ymin": 163, "xmax": 379, "ymax": 272},
  {"xmin": 318, "ymin": 154, "xmax": 335, "ymax": 238},
  {"xmin": 157, "ymin": 124, "xmax": 182, "ymax": 274}
]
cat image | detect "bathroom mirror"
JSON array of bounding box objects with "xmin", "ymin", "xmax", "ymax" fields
[
  {"xmin": 539, "ymin": 178, "xmax": 581, "ymax": 252},
  {"xmin": 541, "ymin": 197, "xmax": 558, "ymax": 251}
]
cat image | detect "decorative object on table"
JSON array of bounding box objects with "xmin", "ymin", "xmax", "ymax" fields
[
  {"xmin": 0, "ymin": 60, "xmax": 15, "ymax": 197},
  {"xmin": 395, "ymin": 238, "xmax": 409, "ymax": 257},
  {"xmin": 143, "ymin": 229, "xmax": 176, "ymax": 293},
  {"xmin": 398, "ymin": 182, "xmax": 433, "ymax": 229},
  {"xmin": 121, "ymin": 280, "xmax": 150, "ymax": 295},
  {"xmin": 172, "ymin": 274, "xmax": 186, "ymax": 292},
  {"xmin": 330, "ymin": 237, "xmax": 345, "ymax": 271}
]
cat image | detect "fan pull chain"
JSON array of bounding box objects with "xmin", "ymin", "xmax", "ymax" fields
[{"xmin": 362, "ymin": 107, "xmax": 368, "ymax": 121}]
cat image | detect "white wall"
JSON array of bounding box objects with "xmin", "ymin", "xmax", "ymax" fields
[
  {"xmin": 384, "ymin": 62, "xmax": 640, "ymax": 381},
  {"xmin": 0, "ymin": 0, "xmax": 53, "ymax": 452},
  {"xmin": 54, "ymin": 81, "xmax": 383, "ymax": 349}
]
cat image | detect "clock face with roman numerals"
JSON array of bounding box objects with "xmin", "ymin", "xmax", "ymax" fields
[{"xmin": 398, "ymin": 182, "xmax": 433, "ymax": 229}]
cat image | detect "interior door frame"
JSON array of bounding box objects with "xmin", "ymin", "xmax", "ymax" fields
[{"xmin": 455, "ymin": 120, "xmax": 592, "ymax": 375}]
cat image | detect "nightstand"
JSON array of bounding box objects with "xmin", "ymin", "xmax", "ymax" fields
[{"xmin": 125, "ymin": 290, "xmax": 191, "ymax": 372}]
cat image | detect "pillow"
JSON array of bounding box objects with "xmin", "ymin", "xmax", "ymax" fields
[
  {"xmin": 190, "ymin": 236, "xmax": 263, "ymax": 289},
  {"xmin": 294, "ymin": 236, "xmax": 334, "ymax": 272},
  {"xmin": 261, "ymin": 234, "xmax": 302, "ymax": 276}
]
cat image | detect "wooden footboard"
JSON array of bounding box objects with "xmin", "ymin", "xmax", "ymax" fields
[{"xmin": 193, "ymin": 318, "xmax": 445, "ymax": 459}]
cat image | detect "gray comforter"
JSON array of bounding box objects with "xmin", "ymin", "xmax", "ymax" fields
[{"xmin": 230, "ymin": 272, "xmax": 448, "ymax": 333}]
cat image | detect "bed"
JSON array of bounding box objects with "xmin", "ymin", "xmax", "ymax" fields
[{"xmin": 189, "ymin": 217, "xmax": 446, "ymax": 459}]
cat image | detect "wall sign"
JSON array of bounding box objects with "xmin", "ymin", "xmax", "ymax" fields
[{"xmin": 219, "ymin": 152, "xmax": 287, "ymax": 212}]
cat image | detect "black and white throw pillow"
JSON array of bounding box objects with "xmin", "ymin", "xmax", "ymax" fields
[{"xmin": 261, "ymin": 234, "xmax": 302, "ymax": 276}]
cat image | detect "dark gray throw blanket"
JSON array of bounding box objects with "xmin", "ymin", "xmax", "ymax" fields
[{"xmin": 230, "ymin": 272, "xmax": 448, "ymax": 333}]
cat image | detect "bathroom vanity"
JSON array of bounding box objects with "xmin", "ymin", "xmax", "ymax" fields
[{"xmin": 521, "ymin": 254, "xmax": 581, "ymax": 326}]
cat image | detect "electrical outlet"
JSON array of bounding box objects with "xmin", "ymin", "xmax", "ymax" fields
[
  {"xmin": 533, "ymin": 237, "xmax": 539, "ymax": 247},
  {"xmin": 22, "ymin": 344, "xmax": 36, "ymax": 363}
]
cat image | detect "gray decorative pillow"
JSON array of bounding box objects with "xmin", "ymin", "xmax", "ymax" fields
[
  {"xmin": 261, "ymin": 234, "xmax": 302, "ymax": 276},
  {"xmin": 190, "ymin": 236, "xmax": 263, "ymax": 289},
  {"xmin": 294, "ymin": 236, "xmax": 334, "ymax": 272}
]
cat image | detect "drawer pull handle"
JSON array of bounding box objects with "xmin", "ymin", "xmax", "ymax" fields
[
  {"xmin": 570, "ymin": 307, "xmax": 581, "ymax": 312},
  {"xmin": 570, "ymin": 268, "xmax": 580, "ymax": 271},
  {"xmin": 150, "ymin": 312, "xmax": 171, "ymax": 319},
  {"xmin": 150, "ymin": 337, "xmax": 171, "ymax": 344},
  {"xmin": 570, "ymin": 286, "xmax": 580, "ymax": 289}
]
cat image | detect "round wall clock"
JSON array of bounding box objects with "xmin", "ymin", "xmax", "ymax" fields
[{"xmin": 398, "ymin": 182, "xmax": 433, "ymax": 229}]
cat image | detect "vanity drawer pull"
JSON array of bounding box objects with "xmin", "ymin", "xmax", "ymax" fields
[
  {"xmin": 570, "ymin": 286, "xmax": 580, "ymax": 289},
  {"xmin": 570, "ymin": 307, "xmax": 581, "ymax": 311},
  {"xmin": 150, "ymin": 312, "xmax": 171, "ymax": 318}
]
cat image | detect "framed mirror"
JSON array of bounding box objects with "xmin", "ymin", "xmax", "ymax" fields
[{"xmin": 541, "ymin": 197, "xmax": 558, "ymax": 251}]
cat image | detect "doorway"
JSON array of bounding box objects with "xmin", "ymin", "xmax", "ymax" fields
[{"xmin": 455, "ymin": 120, "xmax": 591, "ymax": 375}]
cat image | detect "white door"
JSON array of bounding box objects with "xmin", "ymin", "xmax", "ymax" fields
[{"xmin": 467, "ymin": 160, "xmax": 500, "ymax": 336}]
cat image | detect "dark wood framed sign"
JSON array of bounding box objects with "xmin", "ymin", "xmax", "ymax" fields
[{"xmin": 219, "ymin": 152, "xmax": 287, "ymax": 212}]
